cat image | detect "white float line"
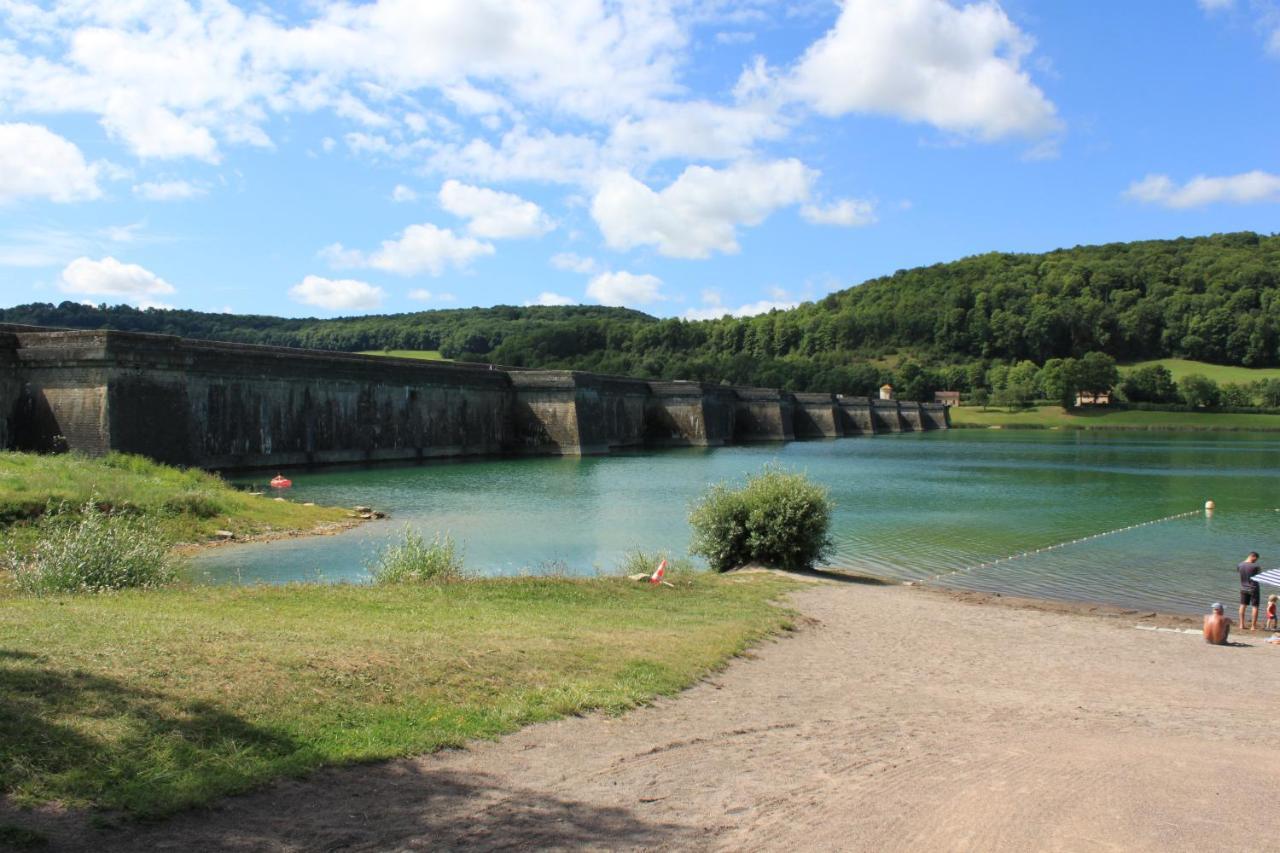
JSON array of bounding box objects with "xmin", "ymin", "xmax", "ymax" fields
[{"xmin": 924, "ymin": 508, "xmax": 1203, "ymax": 584}]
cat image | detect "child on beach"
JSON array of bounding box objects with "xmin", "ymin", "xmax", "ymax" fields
[{"xmin": 1267, "ymin": 595, "xmax": 1278, "ymax": 631}]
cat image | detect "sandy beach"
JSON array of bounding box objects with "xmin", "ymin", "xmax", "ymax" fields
[{"xmin": 22, "ymin": 577, "xmax": 1280, "ymax": 852}]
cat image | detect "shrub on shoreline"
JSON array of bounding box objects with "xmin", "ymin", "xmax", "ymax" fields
[
  {"xmin": 689, "ymin": 466, "xmax": 833, "ymax": 573},
  {"xmin": 368, "ymin": 529, "xmax": 466, "ymax": 584},
  {"xmin": 7, "ymin": 500, "xmax": 179, "ymax": 594}
]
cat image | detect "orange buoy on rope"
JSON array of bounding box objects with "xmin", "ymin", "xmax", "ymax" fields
[{"xmin": 269, "ymin": 474, "xmax": 293, "ymax": 489}]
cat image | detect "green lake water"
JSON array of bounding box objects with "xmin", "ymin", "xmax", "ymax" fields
[{"xmin": 192, "ymin": 431, "xmax": 1280, "ymax": 615}]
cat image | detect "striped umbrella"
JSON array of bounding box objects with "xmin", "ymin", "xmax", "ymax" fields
[{"xmin": 1252, "ymin": 569, "xmax": 1280, "ymax": 587}]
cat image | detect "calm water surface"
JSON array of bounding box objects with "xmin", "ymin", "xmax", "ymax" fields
[{"xmin": 193, "ymin": 431, "xmax": 1280, "ymax": 615}]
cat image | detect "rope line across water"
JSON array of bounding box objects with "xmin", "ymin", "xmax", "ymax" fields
[{"xmin": 922, "ymin": 507, "xmax": 1205, "ymax": 585}]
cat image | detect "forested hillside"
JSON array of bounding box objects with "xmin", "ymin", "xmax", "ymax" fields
[{"xmin": 5, "ymin": 232, "xmax": 1278, "ymax": 397}]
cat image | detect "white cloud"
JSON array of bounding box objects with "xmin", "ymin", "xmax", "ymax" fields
[
  {"xmin": 0, "ymin": 123, "xmax": 101, "ymax": 204},
  {"xmin": 101, "ymin": 99, "xmax": 221, "ymax": 162},
  {"xmin": 133, "ymin": 180, "xmax": 205, "ymax": 201},
  {"xmin": 438, "ymin": 180, "xmax": 554, "ymax": 239},
  {"xmin": 591, "ymin": 159, "xmax": 814, "ymax": 259},
  {"xmin": 406, "ymin": 288, "xmax": 456, "ymax": 302},
  {"xmin": 786, "ymin": 0, "xmax": 1059, "ymax": 140},
  {"xmin": 0, "ymin": 2, "xmax": 687, "ymax": 163},
  {"xmin": 527, "ymin": 291, "xmax": 576, "ymax": 306},
  {"xmin": 586, "ymin": 270, "xmax": 665, "ymax": 307},
  {"xmin": 288, "ymin": 275, "xmax": 384, "ymax": 311},
  {"xmin": 800, "ymin": 198, "xmax": 877, "ymax": 227},
  {"xmin": 425, "ymin": 126, "xmax": 602, "ymax": 185},
  {"xmin": 550, "ymin": 252, "xmax": 599, "ymax": 274},
  {"xmin": 1197, "ymin": 0, "xmax": 1235, "ymax": 11},
  {"xmin": 324, "ymin": 223, "xmax": 495, "ymax": 276},
  {"xmin": 391, "ymin": 184, "xmax": 419, "ymax": 203},
  {"xmin": 1124, "ymin": 171, "xmax": 1280, "ymax": 208},
  {"xmin": 58, "ymin": 256, "xmax": 175, "ymax": 306},
  {"xmin": 607, "ymin": 100, "xmax": 787, "ymax": 164},
  {"xmin": 682, "ymin": 290, "xmax": 798, "ymax": 320}
]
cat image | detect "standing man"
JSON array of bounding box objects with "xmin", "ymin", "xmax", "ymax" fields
[{"xmin": 1238, "ymin": 552, "xmax": 1262, "ymax": 631}]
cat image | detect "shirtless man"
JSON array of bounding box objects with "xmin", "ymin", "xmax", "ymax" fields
[
  {"xmin": 1204, "ymin": 602, "xmax": 1231, "ymax": 645},
  {"xmin": 1238, "ymin": 552, "xmax": 1262, "ymax": 631}
]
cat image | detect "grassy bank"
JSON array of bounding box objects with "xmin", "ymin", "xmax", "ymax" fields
[
  {"xmin": 0, "ymin": 574, "xmax": 794, "ymax": 818},
  {"xmin": 359, "ymin": 349, "xmax": 446, "ymax": 361},
  {"xmin": 949, "ymin": 405, "xmax": 1280, "ymax": 431},
  {"xmin": 0, "ymin": 452, "xmax": 350, "ymax": 548},
  {"xmin": 1122, "ymin": 358, "xmax": 1280, "ymax": 384}
]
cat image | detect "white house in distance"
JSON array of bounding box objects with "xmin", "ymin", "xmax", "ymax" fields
[
  {"xmin": 1075, "ymin": 391, "xmax": 1111, "ymax": 406},
  {"xmin": 879, "ymin": 384, "xmax": 893, "ymax": 400},
  {"xmin": 934, "ymin": 390, "xmax": 961, "ymax": 407}
]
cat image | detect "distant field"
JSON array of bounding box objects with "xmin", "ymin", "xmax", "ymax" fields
[
  {"xmin": 359, "ymin": 349, "xmax": 446, "ymax": 361},
  {"xmin": 1122, "ymin": 359, "xmax": 1280, "ymax": 384},
  {"xmin": 950, "ymin": 405, "xmax": 1280, "ymax": 431}
]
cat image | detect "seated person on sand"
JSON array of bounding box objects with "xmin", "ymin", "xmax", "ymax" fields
[{"xmin": 1203, "ymin": 602, "xmax": 1231, "ymax": 645}]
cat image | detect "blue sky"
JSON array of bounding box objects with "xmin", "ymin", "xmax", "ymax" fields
[{"xmin": 1, "ymin": 0, "xmax": 1278, "ymax": 320}]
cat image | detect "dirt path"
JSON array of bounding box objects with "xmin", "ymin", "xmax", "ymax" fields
[{"xmin": 31, "ymin": 581, "xmax": 1280, "ymax": 851}]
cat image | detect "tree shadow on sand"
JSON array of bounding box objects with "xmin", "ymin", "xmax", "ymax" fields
[{"xmin": 47, "ymin": 762, "xmax": 690, "ymax": 852}]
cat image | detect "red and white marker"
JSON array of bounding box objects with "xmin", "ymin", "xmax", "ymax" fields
[{"xmin": 649, "ymin": 559, "xmax": 667, "ymax": 584}]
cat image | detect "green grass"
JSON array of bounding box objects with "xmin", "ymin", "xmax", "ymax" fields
[
  {"xmin": 358, "ymin": 349, "xmax": 446, "ymax": 361},
  {"xmin": 1122, "ymin": 359, "xmax": 1280, "ymax": 384},
  {"xmin": 0, "ymin": 574, "xmax": 794, "ymax": 817},
  {"xmin": 0, "ymin": 452, "xmax": 350, "ymax": 549},
  {"xmin": 949, "ymin": 404, "xmax": 1280, "ymax": 431}
]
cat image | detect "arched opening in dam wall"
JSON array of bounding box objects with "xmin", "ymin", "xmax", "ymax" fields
[{"xmin": 1, "ymin": 325, "xmax": 948, "ymax": 471}]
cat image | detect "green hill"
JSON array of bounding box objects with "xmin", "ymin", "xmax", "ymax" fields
[
  {"xmin": 4, "ymin": 231, "xmax": 1278, "ymax": 396},
  {"xmin": 1121, "ymin": 359, "xmax": 1280, "ymax": 385}
]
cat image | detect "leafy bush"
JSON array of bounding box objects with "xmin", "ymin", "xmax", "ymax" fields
[
  {"xmin": 368, "ymin": 529, "xmax": 466, "ymax": 584},
  {"xmin": 689, "ymin": 466, "xmax": 832, "ymax": 573},
  {"xmin": 7, "ymin": 501, "xmax": 179, "ymax": 594},
  {"xmin": 1179, "ymin": 373, "xmax": 1221, "ymax": 408}
]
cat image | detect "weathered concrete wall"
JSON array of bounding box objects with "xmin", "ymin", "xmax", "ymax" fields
[
  {"xmin": 899, "ymin": 401, "xmax": 924, "ymax": 432},
  {"xmin": 792, "ymin": 392, "xmax": 843, "ymax": 439},
  {"xmin": 10, "ymin": 330, "xmax": 112, "ymax": 456},
  {"xmin": 508, "ymin": 371, "xmax": 648, "ymax": 455},
  {"xmin": 8, "ymin": 328, "xmax": 512, "ymax": 468},
  {"xmin": 1, "ymin": 325, "xmax": 947, "ymax": 470},
  {"xmin": 837, "ymin": 397, "xmax": 875, "ymax": 435},
  {"xmin": 0, "ymin": 332, "xmax": 25, "ymax": 452},
  {"xmin": 921, "ymin": 403, "xmax": 950, "ymax": 430},
  {"xmin": 733, "ymin": 388, "xmax": 795, "ymax": 442},
  {"xmin": 871, "ymin": 399, "xmax": 904, "ymax": 433},
  {"xmin": 644, "ymin": 381, "xmax": 736, "ymax": 446}
]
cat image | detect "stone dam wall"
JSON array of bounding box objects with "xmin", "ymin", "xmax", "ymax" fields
[{"xmin": 0, "ymin": 325, "xmax": 948, "ymax": 471}]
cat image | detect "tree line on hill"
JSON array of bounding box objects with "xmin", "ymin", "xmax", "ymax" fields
[
  {"xmin": 976, "ymin": 355, "xmax": 1280, "ymax": 411},
  {"xmin": 3, "ymin": 231, "xmax": 1277, "ymax": 400}
]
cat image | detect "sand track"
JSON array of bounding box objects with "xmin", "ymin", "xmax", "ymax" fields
[{"xmin": 21, "ymin": 582, "xmax": 1280, "ymax": 851}]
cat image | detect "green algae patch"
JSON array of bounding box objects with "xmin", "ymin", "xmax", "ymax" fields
[{"xmin": 0, "ymin": 573, "xmax": 795, "ymax": 817}]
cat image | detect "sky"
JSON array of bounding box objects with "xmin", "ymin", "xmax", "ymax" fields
[{"xmin": 0, "ymin": 0, "xmax": 1278, "ymax": 321}]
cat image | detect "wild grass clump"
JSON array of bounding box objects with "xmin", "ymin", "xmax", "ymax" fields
[
  {"xmin": 689, "ymin": 465, "xmax": 833, "ymax": 573},
  {"xmin": 7, "ymin": 500, "xmax": 179, "ymax": 595},
  {"xmin": 367, "ymin": 529, "xmax": 466, "ymax": 584},
  {"xmin": 614, "ymin": 549, "xmax": 698, "ymax": 578}
]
